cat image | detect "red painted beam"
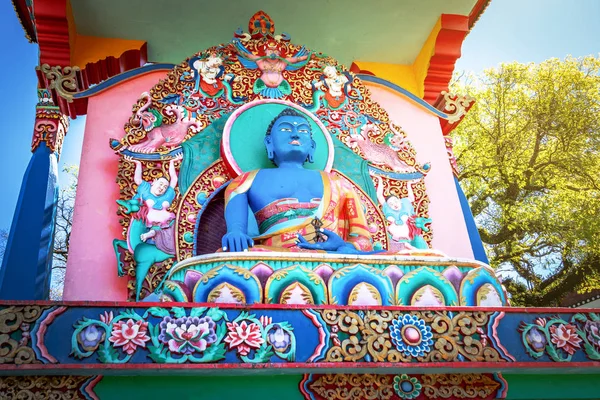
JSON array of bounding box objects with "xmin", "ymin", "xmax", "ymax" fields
[
  {"xmin": 31, "ymin": 0, "xmax": 147, "ymax": 117},
  {"xmin": 34, "ymin": 0, "xmax": 71, "ymax": 67},
  {"xmin": 422, "ymin": 14, "xmax": 469, "ymax": 105},
  {"xmin": 469, "ymin": 0, "xmax": 492, "ymax": 29},
  {"xmin": 78, "ymin": 43, "xmax": 148, "ymax": 90},
  {"xmin": 11, "ymin": 0, "xmax": 36, "ymax": 42}
]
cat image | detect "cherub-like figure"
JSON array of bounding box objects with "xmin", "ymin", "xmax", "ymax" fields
[
  {"xmin": 233, "ymin": 39, "xmax": 310, "ymax": 99},
  {"xmin": 375, "ymin": 176, "xmax": 430, "ymax": 250},
  {"xmin": 114, "ymin": 154, "xmax": 182, "ymax": 300}
]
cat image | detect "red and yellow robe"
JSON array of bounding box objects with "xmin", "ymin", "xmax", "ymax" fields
[{"xmin": 224, "ymin": 170, "xmax": 373, "ymax": 252}]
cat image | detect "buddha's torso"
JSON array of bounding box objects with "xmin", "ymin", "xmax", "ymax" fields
[{"xmin": 248, "ymin": 168, "xmax": 324, "ymax": 213}]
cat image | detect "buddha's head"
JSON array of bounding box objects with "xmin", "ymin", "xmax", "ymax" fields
[{"xmin": 264, "ymin": 108, "xmax": 316, "ymax": 167}]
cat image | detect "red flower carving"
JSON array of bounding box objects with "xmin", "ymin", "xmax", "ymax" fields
[
  {"xmin": 224, "ymin": 320, "xmax": 264, "ymax": 356},
  {"xmin": 108, "ymin": 319, "xmax": 150, "ymax": 355},
  {"xmin": 550, "ymin": 323, "xmax": 582, "ymax": 355}
]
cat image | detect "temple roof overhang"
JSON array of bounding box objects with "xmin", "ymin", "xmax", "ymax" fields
[
  {"xmin": 67, "ymin": 0, "xmax": 483, "ymax": 66},
  {"xmin": 13, "ymin": 0, "xmax": 488, "ymax": 116}
]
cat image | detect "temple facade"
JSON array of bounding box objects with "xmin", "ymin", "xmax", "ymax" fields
[{"xmin": 1, "ymin": 1, "xmax": 598, "ymax": 398}]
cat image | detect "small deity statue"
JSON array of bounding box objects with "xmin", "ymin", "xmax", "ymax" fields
[
  {"xmin": 221, "ymin": 108, "xmax": 376, "ymax": 254},
  {"xmin": 234, "ymin": 40, "xmax": 310, "ymax": 99},
  {"xmin": 114, "ymin": 154, "xmax": 182, "ymax": 300},
  {"xmin": 189, "ymin": 53, "xmax": 234, "ymax": 98},
  {"xmin": 118, "ymin": 155, "xmax": 181, "ymax": 242},
  {"xmin": 375, "ymin": 175, "xmax": 430, "ymax": 250},
  {"xmin": 307, "ymin": 65, "xmax": 353, "ymax": 109}
]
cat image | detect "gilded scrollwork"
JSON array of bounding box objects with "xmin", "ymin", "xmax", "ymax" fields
[
  {"xmin": 0, "ymin": 306, "xmax": 50, "ymax": 365},
  {"xmin": 317, "ymin": 310, "xmax": 503, "ymax": 363},
  {"xmin": 421, "ymin": 373, "xmax": 501, "ymax": 399},
  {"xmin": 0, "ymin": 375, "xmax": 99, "ymax": 399},
  {"xmin": 37, "ymin": 64, "xmax": 81, "ymax": 103},
  {"xmin": 301, "ymin": 373, "xmax": 505, "ymax": 400},
  {"xmin": 439, "ymin": 91, "xmax": 475, "ymax": 125}
]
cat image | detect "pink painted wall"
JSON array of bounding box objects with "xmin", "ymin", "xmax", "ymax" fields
[
  {"xmin": 64, "ymin": 73, "xmax": 474, "ymax": 301},
  {"xmin": 365, "ymin": 83, "xmax": 475, "ymax": 259},
  {"xmin": 63, "ymin": 72, "xmax": 167, "ymax": 301}
]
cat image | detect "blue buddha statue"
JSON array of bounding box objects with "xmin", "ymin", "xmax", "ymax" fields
[{"xmin": 221, "ymin": 108, "xmax": 380, "ymax": 254}]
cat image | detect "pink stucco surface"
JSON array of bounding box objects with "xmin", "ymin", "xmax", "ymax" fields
[
  {"xmin": 365, "ymin": 83, "xmax": 475, "ymax": 259},
  {"xmin": 64, "ymin": 74, "xmax": 475, "ymax": 301},
  {"xmin": 63, "ymin": 72, "xmax": 167, "ymax": 301}
]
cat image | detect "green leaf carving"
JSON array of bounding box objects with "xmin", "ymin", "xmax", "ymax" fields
[
  {"xmin": 190, "ymin": 307, "xmax": 208, "ymax": 318},
  {"xmin": 144, "ymin": 307, "xmax": 170, "ymax": 319},
  {"xmin": 206, "ymin": 307, "xmax": 228, "ymax": 322},
  {"xmin": 171, "ymin": 307, "xmax": 186, "ymax": 318}
]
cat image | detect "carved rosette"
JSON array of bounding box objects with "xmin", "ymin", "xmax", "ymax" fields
[
  {"xmin": 31, "ymin": 89, "xmax": 69, "ymax": 154},
  {"xmin": 317, "ymin": 309, "xmax": 505, "ymax": 363},
  {"xmin": 0, "ymin": 306, "xmax": 51, "ymax": 365}
]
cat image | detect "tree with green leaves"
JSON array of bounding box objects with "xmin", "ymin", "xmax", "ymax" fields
[
  {"xmin": 452, "ymin": 56, "xmax": 600, "ymax": 306},
  {"xmin": 49, "ymin": 165, "xmax": 79, "ymax": 300}
]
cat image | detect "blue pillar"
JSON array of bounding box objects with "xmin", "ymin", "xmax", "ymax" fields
[{"xmin": 0, "ymin": 91, "xmax": 66, "ymax": 300}]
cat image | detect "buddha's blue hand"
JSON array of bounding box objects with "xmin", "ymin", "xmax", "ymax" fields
[
  {"xmin": 297, "ymin": 229, "xmax": 356, "ymax": 253},
  {"xmin": 221, "ymin": 230, "xmax": 254, "ymax": 252}
]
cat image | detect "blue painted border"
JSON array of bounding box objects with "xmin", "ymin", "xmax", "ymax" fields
[
  {"xmin": 454, "ymin": 176, "xmax": 489, "ymax": 264},
  {"xmin": 73, "ymin": 63, "xmax": 177, "ymax": 99},
  {"xmin": 356, "ymin": 74, "xmax": 449, "ymax": 119}
]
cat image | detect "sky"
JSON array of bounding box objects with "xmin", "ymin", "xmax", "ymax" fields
[{"xmin": 0, "ymin": 0, "xmax": 599, "ymax": 231}]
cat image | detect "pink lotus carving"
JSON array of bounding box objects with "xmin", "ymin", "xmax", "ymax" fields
[
  {"xmin": 224, "ymin": 320, "xmax": 264, "ymax": 356},
  {"xmin": 549, "ymin": 323, "xmax": 582, "ymax": 355},
  {"xmin": 158, "ymin": 316, "xmax": 217, "ymax": 354},
  {"xmin": 108, "ymin": 319, "xmax": 150, "ymax": 355}
]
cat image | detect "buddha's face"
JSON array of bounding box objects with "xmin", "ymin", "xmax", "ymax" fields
[
  {"xmin": 268, "ymin": 115, "xmax": 314, "ymax": 164},
  {"xmin": 151, "ymin": 178, "xmax": 169, "ymax": 196}
]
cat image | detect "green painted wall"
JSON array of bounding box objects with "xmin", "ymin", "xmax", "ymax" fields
[
  {"xmin": 94, "ymin": 374, "xmax": 305, "ymax": 400},
  {"xmin": 505, "ymin": 374, "xmax": 600, "ymax": 399},
  {"xmin": 94, "ymin": 373, "xmax": 600, "ymax": 399}
]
